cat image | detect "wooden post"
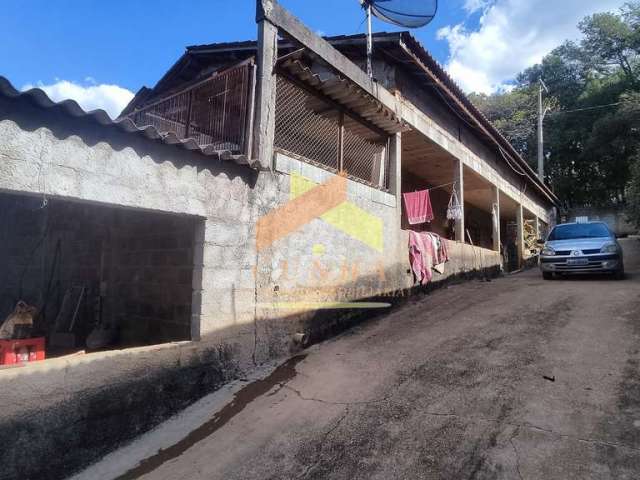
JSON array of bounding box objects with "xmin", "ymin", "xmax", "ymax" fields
[
  {"xmin": 338, "ymin": 112, "xmax": 344, "ymax": 172},
  {"xmin": 377, "ymin": 142, "xmax": 387, "ymax": 188},
  {"xmin": 516, "ymin": 204, "xmax": 524, "ymax": 268},
  {"xmin": 492, "ymin": 185, "xmax": 500, "ymax": 253},
  {"xmin": 454, "ymin": 158, "xmax": 465, "ymax": 242},
  {"xmin": 184, "ymin": 91, "xmax": 193, "ymax": 139},
  {"xmin": 389, "ymin": 132, "xmax": 402, "ymax": 198},
  {"xmin": 244, "ymin": 62, "xmax": 258, "ymax": 159},
  {"xmin": 389, "ymin": 132, "xmax": 404, "ymax": 266},
  {"xmin": 253, "ymin": 0, "xmax": 278, "ymax": 170}
]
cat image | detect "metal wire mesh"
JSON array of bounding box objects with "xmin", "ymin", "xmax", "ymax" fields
[
  {"xmin": 342, "ymin": 116, "xmax": 388, "ymax": 188},
  {"xmin": 275, "ymin": 75, "xmax": 389, "ymax": 189},
  {"xmin": 127, "ymin": 63, "xmax": 253, "ymax": 153},
  {"xmin": 275, "ymin": 76, "xmax": 340, "ymax": 171}
]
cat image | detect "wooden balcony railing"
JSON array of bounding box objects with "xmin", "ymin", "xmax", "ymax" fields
[{"xmin": 127, "ymin": 61, "xmax": 255, "ymax": 155}]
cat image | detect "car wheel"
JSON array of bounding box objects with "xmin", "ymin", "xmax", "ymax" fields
[{"xmin": 543, "ymin": 272, "xmax": 553, "ymax": 280}]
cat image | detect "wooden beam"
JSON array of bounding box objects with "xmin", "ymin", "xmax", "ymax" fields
[
  {"xmin": 253, "ymin": 9, "xmax": 278, "ymax": 169},
  {"xmin": 389, "ymin": 132, "xmax": 402, "ymax": 197}
]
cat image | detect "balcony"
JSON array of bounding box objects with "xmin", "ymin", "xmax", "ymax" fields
[{"xmin": 125, "ymin": 61, "xmax": 255, "ymax": 160}]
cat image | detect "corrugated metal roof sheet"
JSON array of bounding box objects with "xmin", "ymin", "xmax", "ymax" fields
[
  {"xmin": 277, "ymin": 51, "xmax": 406, "ymax": 135},
  {"xmin": 0, "ymin": 76, "xmax": 258, "ymax": 168}
]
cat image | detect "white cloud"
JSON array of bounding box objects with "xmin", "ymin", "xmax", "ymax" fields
[
  {"xmin": 21, "ymin": 79, "xmax": 135, "ymax": 119},
  {"xmin": 438, "ymin": 0, "xmax": 625, "ymax": 93},
  {"xmin": 463, "ymin": 0, "xmax": 492, "ymax": 14}
]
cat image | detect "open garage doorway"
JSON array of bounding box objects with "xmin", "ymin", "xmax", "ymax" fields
[{"xmin": 0, "ymin": 192, "xmax": 201, "ymax": 361}]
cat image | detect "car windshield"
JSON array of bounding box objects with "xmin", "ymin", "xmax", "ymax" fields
[{"xmin": 548, "ymin": 223, "xmax": 611, "ymax": 241}]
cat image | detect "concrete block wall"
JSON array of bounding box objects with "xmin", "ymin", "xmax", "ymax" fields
[
  {"xmin": 107, "ymin": 209, "xmax": 197, "ymax": 345},
  {"xmin": 249, "ymin": 153, "xmax": 501, "ymax": 357},
  {"xmin": 0, "ymin": 194, "xmax": 49, "ymax": 318},
  {"xmin": 0, "ymin": 191, "xmax": 198, "ymax": 347},
  {"xmin": 0, "ymin": 106, "xmax": 262, "ymax": 358}
]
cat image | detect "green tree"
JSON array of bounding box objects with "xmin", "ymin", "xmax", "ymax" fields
[
  {"xmin": 468, "ymin": 89, "xmax": 538, "ymax": 162},
  {"xmin": 470, "ymin": 2, "xmax": 640, "ymax": 209},
  {"xmin": 579, "ymin": 3, "xmax": 640, "ymax": 87}
]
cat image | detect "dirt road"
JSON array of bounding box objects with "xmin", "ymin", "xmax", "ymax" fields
[{"xmin": 76, "ymin": 238, "xmax": 640, "ymax": 480}]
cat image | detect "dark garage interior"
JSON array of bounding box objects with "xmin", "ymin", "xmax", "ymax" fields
[{"xmin": 0, "ymin": 192, "xmax": 199, "ymax": 359}]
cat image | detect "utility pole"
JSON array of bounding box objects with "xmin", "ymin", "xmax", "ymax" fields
[
  {"xmin": 366, "ymin": 1, "xmax": 373, "ymax": 79},
  {"xmin": 537, "ymin": 78, "xmax": 549, "ymax": 182}
]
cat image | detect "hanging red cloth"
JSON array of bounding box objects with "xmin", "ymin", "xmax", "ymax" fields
[
  {"xmin": 408, "ymin": 231, "xmax": 450, "ymax": 285},
  {"xmin": 403, "ymin": 189, "xmax": 434, "ymax": 225}
]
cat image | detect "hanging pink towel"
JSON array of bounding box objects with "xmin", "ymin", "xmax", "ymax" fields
[
  {"xmin": 408, "ymin": 230, "xmax": 434, "ymax": 284},
  {"xmin": 403, "ymin": 189, "xmax": 434, "ymax": 225},
  {"xmin": 408, "ymin": 231, "xmax": 450, "ymax": 285}
]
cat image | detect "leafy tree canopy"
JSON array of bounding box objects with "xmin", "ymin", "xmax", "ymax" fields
[{"xmin": 469, "ymin": 2, "xmax": 640, "ymax": 214}]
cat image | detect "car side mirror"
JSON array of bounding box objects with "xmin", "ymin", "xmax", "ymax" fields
[{"xmin": 536, "ymin": 238, "xmax": 545, "ymax": 245}]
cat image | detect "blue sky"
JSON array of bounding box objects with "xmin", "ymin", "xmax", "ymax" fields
[
  {"xmin": 0, "ymin": 1, "xmax": 471, "ymax": 91},
  {"xmin": 0, "ymin": 0, "xmax": 624, "ymax": 118}
]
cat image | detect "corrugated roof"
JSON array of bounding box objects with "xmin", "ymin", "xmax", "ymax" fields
[
  {"xmin": 277, "ymin": 50, "xmax": 406, "ymax": 135},
  {"xmin": 0, "ymin": 76, "xmax": 258, "ymax": 168}
]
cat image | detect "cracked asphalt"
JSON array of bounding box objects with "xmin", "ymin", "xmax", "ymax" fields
[{"xmin": 91, "ymin": 238, "xmax": 640, "ymax": 480}]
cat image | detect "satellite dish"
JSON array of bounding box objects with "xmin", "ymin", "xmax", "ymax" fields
[
  {"xmin": 360, "ymin": 0, "xmax": 438, "ymax": 78},
  {"xmin": 368, "ymin": 0, "xmax": 438, "ymax": 28}
]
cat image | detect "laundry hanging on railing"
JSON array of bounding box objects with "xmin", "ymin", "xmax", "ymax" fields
[
  {"xmin": 403, "ymin": 189, "xmax": 434, "ymax": 225},
  {"xmin": 408, "ymin": 231, "xmax": 449, "ymax": 285},
  {"xmin": 446, "ymin": 188, "xmax": 463, "ymax": 221}
]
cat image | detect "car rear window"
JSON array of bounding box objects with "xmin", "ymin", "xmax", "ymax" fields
[{"xmin": 548, "ymin": 223, "xmax": 611, "ymax": 240}]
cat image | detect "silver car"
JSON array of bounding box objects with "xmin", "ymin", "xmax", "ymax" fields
[{"xmin": 539, "ymin": 221, "xmax": 624, "ymax": 280}]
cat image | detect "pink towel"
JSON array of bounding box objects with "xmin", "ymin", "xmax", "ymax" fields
[
  {"xmin": 409, "ymin": 231, "xmax": 450, "ymax": 285},
  {"xmin": 408, "ymin": 231, "xmax": 434, "ymax": 284},
  {"xmin": 403, "ymin": 189, "xmax": 434, "ymax": 225}
]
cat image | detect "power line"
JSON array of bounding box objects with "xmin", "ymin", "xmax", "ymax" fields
[
  {"xmin": 547, "ymin": 101, "xmax": 638, "ymax": 116},
  {"xmin": 498, "ymin": 146, "xmax": 528, "ymax": 176}
]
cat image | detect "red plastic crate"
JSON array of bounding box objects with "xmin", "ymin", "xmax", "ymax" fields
[{"xmin": 0, "ymin": 337, "xmax": 45, "ymax": 365}]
